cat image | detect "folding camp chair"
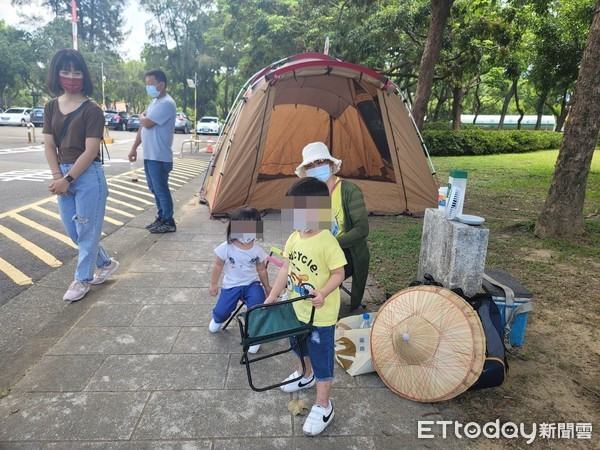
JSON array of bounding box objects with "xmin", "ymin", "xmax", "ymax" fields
[
  {"xmin": 221, "ymin": 248, "xmax": 284, "ymax": 331},
  {"xmin": 236, "ymin": 295, "xmax": 315, "ymax": 392}
]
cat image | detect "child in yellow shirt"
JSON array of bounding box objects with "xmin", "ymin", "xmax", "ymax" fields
[{"xmin": 265, "ymin": 177, "xmax": 346, "ymax": 436}]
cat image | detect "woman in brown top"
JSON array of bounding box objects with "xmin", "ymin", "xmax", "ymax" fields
[{"xmin": 43, "ymin": 49, "xmax": 119, "ymax": 302}]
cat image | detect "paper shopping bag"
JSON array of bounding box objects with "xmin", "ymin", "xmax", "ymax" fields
[{"xmin": 334, "ymin": 313, "xmax": 378, "ymax": 376}]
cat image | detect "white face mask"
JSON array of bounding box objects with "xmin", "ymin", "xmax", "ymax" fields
[
  {"xmin": 232, "ymin": 233, "xmax": 256, "ymax": 244},
  {"xmin": 306, "ymin": 164, "xmax": 332, "ymax": 182}
]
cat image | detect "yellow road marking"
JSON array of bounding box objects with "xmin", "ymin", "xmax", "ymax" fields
[
  {"xmin": 107, "ymin": 182, "xmax": 156, "ymax": 199},
  {"xmin": 108, "ymin": 181, "xmax": 154, "ymax": 198},
  {"xmin": 31, "ymin": 205, "xmax": 61, "ymax": 220},
  {"xmin": 105, "ymin": 205, "xmax": 135, "ymax": 218},
  {"xmin": 105, "ymin": 197, "xmax": 144, "ymax": 210},
  {"xmin": 103, "ymin": 215, "xmax": 123, "ymax": 226},
  {"xmin": 0, "ymin": 224, "xmax": 62, "ymax": 267},
  {"xmin": 106, "ymin": 188, "xmax": 154, "ymax": 205},
  {"xmin": 0, "ymin": 257, "xmax": 33, "ymax": 285},
  {"xmin": 10, "ymin": 213, "xmax": 77, "ymax": 249}
]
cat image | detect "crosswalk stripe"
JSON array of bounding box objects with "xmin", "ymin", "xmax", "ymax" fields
[
  {"xmin": 103, "ymin": 215, "xmax": 124, "ymax": 226},
  {"xmin": 105, "ymin": 197, "xmax": 144, "ymax": 211},
  {"xmin": 105, "ymin": 205, "xmax": 135, "ymax": 218},
  {"xmin": 0, "ymin": 224, "xmax": 62, "ymax": 267},
  {"xmin": 107, "ymin": 181, "xmax": 156, "ymax": 199},
  {"xmin": 106, "ymin": 188, "xmax": 155, "ymax": 205},
  {"xmin": 0, "ymin": 257, "xmax": 33, "ymax": 285},
  {"xmin": 31, "ymin": 205, "xmax": 61, "ymax": 220},
  {"xmin": 10, "ymin": 213, "xmax": 78, "ymax": 249},
  {"xmin": 0, "ymin": 156, "xmax": 208, "ymax": 291}
]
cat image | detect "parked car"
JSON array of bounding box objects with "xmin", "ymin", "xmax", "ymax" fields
[
  {"xmin": 0, "ymin": 107, "xmax": 31, "ymax": 126},
  {"xmin": 104, "ymin": 110, "xmax": 130, "ymax": 131},
  {"xmin": 127, "ymin": 114, "xmax": 141, "ymax": 132},
  {"xmin": 196, "ymin": 116, "xmax": 222, "ymax": 135},
  {"xmin": 174, "ymin": 112, "xmax": 192, "ymax": 133},
  {"xmin": 30, "ymin": 107, "xmax": 44, "ymax": 127}
]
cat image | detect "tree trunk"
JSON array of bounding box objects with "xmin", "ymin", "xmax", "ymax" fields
[
  {"xmin": 514, "ymin": 82, "xmax": 524, "ymax": 130},
  {"xmin": 535, "ymin": 2, "xmax": 600, "ymax": 238},
  {"xmin": 535, "ymin": 90, "xmax": 548, "ymax": 130},
  {"xmin": 498, "ymin": 78, "xmax": 517, "ymax": 130},
  {"xmin": 451, "ymin": 85, "xmax": 464, "ymax": 131},
  {"xmin": 555, "ymin": 88, "xmax": 570, "ymax": 132},
  {"xmin": 432, "ymin": 85, "xmax": 448, "ymax": 121},
  {"xmin": 411, "ymin": 0, "xmax": 454, "ymax": 130}
]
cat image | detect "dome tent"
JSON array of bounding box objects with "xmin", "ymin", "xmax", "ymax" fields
[{"xmin": 200, "ymin": 53, "xmax": 437, "ymax": 216}]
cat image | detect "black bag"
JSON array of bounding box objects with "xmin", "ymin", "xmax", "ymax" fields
[{"xmin": 453, "ymin": 289, "xmax": 508, "ymax": 390}]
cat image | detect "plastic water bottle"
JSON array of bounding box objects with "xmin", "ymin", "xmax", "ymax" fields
[
  {"xmin": 130, "ymin": 161, "xmax": 138, "ymax": 183},
  {"xmin": 359, "ymin": 313, "xmax": 372, "ymax": 329}
]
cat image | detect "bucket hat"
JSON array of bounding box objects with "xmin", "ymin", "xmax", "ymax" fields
[
  {"xmin": 295, "ymin": 142, "xmax": 342, "ymax": 178},
  {"xmin": 371, "ymin": 286, "xmax": 486, "ymax": 402}
]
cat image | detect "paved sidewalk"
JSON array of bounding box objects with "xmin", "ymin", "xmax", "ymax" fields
[{"xmin": 0, "ymin": 170, "xmax": 458, "ymax": 449}]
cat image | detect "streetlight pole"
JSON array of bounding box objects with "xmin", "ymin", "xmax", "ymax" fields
[
  {"xmin": 186, "ymin": 74, "xmax": 198, "ymax": 140},
  {"xmin": 101, "ymin": 62, "xmax": 106, "ymax": 110}
]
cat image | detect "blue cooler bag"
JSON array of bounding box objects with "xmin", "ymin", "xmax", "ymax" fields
[{"xmin": 482, "ymin": 269, "xmax": 533, "ymax": 347}]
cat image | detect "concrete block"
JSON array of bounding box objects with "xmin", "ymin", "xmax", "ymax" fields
[{"xmin": 418, "ymin": 208, "xmax": 489, "ymax": 296}]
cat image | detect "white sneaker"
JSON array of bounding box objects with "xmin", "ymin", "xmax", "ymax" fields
[
  {"xmin": 209, "ymin": 319, "xmax": 222, "ymax": 333},
  {"xmin": 280, "ymin": 370, "xmax": 315, "ymax": 393},
  {"xmin": 63, "ymin": 281, "xmax": 90, "ymax": 302},
  {"xmin": 248, "ymin": 344, "xmax": 260, "ymax": 354},
  {"xmin": 90, "ymin": 258, "xmax": 120, "ymax": 285},
  {"xmin": 302, "ymin": 402, "xmax": 334, "ymax": 436}
]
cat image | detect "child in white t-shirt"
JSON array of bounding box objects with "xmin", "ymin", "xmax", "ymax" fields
[{"xmin": 209, "ymin": 206, "xmax": 271, "ymax": 352}]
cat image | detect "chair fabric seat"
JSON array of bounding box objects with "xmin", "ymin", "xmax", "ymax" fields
[{"xmin": 244, "ymin": 301, "xmax": 312, "ymax": 347}]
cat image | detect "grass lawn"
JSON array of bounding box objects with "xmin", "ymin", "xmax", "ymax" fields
[
  {"xmin": 369, "ymin": 149, "xmax": 600, "ymax": 297},
  {"xmin": 367, "ymin": 148, "xmax": 600, "ymax": 442}
]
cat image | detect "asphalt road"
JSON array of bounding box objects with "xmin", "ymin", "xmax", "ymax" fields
[{"xmin": 0, "ymin": 125, "xmax": 214, "ymax": 306}]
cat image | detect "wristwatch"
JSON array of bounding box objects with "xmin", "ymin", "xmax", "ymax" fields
[{"xmin": 64, "ymin": 174, "xmax": 74, "ymax": 183}]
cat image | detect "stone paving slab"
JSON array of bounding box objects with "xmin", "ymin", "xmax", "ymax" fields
[
  {"xmin": 112, "ymin": 272, "xmax": 166, "ymax": 288},
  {"xmin": 47, "ymin": 327, "xmax": 180, "ymax": 355},
  {"xmin": 77, "ymin": 304, "xmax": 143, "ymax": 327},
  {"xmin": 157, "ymin": 272, "xmax": 211, "ymax": 288},
  {"xmin": 131, "ymin": 305, "xmax": 212, "ymax": 326},
  {"xmin": 11, "ymin": 355, "xmax": 106, "ymax": 393},
  {"xmin": 212, "ymin": 436, "xmax": 377, "ymax": 450},
  {"xmin": 0, "ymin": 392, "xmax": 149, "ymax": 441},
  {"xmin": 132, "ymin": 390, "xmax": 291, "ymax": 439},
  {"xmin": 129, "ymin": 260, "xmax": 211, "ymax": 274},
  {"xmin": 41, "ymin": 442, "xmax": 212, "ymax": 450},
  {"xmin": 171, "ymin": 326, "xmax": 243, "ymax": 354},
  {"xmin": 86, "ymin": 354, "xmax": 230, "ymax": 391},
  {"xmin": 96, "ymin": 287, "xmax": 202, "ymax": 305}
]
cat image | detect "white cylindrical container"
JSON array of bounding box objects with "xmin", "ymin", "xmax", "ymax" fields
[{"xmin": 446, "ymin": 170, "xmax": 467, "ymax": 218}]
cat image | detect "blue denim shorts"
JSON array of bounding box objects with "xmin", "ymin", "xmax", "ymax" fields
[{"xmin": 289, "ymin": 324, "xmax": 335, "ymax": 382}]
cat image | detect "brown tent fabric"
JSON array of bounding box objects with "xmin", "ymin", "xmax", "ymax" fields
[{"xmin": 201, "ymin": 53, "xmax": 437, "ymax": 216}]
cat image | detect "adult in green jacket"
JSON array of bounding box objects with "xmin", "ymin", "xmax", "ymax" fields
[{"xmin": 295, "ymin": 142, "xmax": 370, "ymax": 310}]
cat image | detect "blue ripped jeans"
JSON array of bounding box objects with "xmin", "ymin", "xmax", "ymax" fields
[
  {"xmin": 58, "ymin": 161, "xmax": 111, "ymax": 283},
  {"xmin": 289, "ymin": 324, "xmax": 335, "ymax": 382}
]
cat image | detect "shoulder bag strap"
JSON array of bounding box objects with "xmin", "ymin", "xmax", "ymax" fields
[
  {"xmin": 56, "ymin": 99, "xmax": 91, "ymax": 149},
  {"xmin": 482, "ymin": 273, "xmax": 533, "ymax": 350}
]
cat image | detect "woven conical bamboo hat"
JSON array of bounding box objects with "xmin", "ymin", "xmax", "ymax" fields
[{"xmin": 371, "ymin": 286, "xmax": 486, "ymax": 402}]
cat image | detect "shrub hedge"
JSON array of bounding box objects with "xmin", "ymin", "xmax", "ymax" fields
[{"xmin": 421, "ymin": 129, "xmax": 563, "ymax": 156}]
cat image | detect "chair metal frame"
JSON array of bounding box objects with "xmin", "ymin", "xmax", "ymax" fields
[{"xmin": 236, "ymin": 295, "xmax": 315, "ymax": 392}]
